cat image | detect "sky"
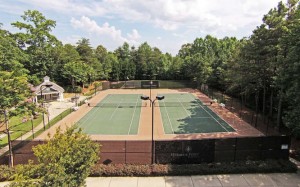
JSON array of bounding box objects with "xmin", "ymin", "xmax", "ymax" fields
[{"xmin": 0, "ymin": 0, "xmax": 281, "ymax": 55}]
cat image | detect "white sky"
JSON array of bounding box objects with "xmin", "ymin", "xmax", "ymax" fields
[{"xmin": 0, "ymin": 0, "xmax": 281, "ymax": 55}]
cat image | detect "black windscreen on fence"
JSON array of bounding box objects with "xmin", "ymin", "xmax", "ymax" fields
[
  {"xmin": 122, "ymin": 80, "xmax": 197, "ymax": 89},
  {"xmin": 0, "ymin": 136, "xmax": 291, "ymax": 165},
  {"xmin": 155, "ymin": 136, "xmax": 290, "ymax": 164},
  {"xmin": 141, "ymin": 80, "xmax": 159, "ymax": 88},
  {"xmin": 155, "ymin": 140, "xmax": 215, "ymax": 164}
]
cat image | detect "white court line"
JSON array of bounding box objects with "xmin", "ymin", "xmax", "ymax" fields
[
  {"xmin": 177, "ymin": 98, "xmax": 191, "ymax": 118},
  {"xmin": 162, "ymin": 100, "xmax": 175, "ymax": 134},
  {"xmin": 78, "ymin": 94, "xmax": 112, "ymax": 127},
  {"xmin": 137, "ymin": 95, "xmax": 143, "ymax": 135},
  {"xmin": 168, "ymin": 117, "xmax": 211, "ymax": 120},
  {"xmin": 109, "ymin": 100, "xmax": 123, "ymax": 120},
  {"xmin": 127, "ymin": 96, "xmax": 139, "ymax": 135},
  {"xmin": 187, "ymin": 94, "xmax": 229, "ymax": 132}
]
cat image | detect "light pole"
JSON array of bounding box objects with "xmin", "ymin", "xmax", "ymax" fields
[
  {"xmin": 143, "ymin": 74, "xmax": 152, "ymax": 100},
  {"xmin": 125, "ymin": 76, "xmax": 129, "ymax": 89},
  {"xmin": 141, "ymin": 95, "xmax": 165, "ymax": 164},
  {"xmin": 94, "ymin": 83, "xmax": 97, "ymax": 96},
  {"xmin": 31, "ymin": 114, "xmax": 34, "ymax": 139},
  {"xmin": 40, "ymin": 84, "xmax": 52, "ymax": 131},
  {"xmin": 47, "ymin": 106, "xmax": 50, "ymax": 128},
  {"xmin": 4, "ymin": 110, "xmax": 13, "ymax": 167},
  {"xmin": 150, "ymin": 80, "xmax": 153, "ymax": 101}
]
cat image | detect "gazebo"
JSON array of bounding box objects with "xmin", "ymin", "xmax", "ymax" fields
[{"xmin": 34, "ymin": 76, "xmax": 64, "ymax": 103}]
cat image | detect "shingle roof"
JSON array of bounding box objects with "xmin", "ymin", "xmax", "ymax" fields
[{"xmin": 34, "ymin": 76, "xmax": 64, "ymax": 95}]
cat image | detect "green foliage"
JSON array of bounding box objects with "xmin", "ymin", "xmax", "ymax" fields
[
  {"xmin": 159, "ymin": 80, "xmax": 196, "ymax": 88},
  {"xmin": 11, "ymin": 10, "xmax": 61, "ymax": 79},
  {"xmin": 89, "ymin": 160, "xmax": 297, "ymax": 177},
  {"xmin": 223, "ymin": 1, "xmax": 300, "ymax": 134},
  {"xmin": 0, "ymin": 160, "xmax": 296, "ymax": 183},
  {"xmin": 0, "ymin": 27, "xmax": 30, "ymax": 115},
  {"xmin": 95, "ymin": 45, "xmax": 111, "ymax": 80},
  {"xmin": 0, "ymin": 29, "xmax": 28, "ymax": 73},
  {"xmin": 93, "ymin": 81, "xmax": 102, "ymax": 88},
  {"xmin": 63, "ymin": 61, "xmax": 92, "ymax": 87},
  {"xmin": 12, "ymin": 161, "xmax": 42, "ymax": 182},
  {"xmin": 279, "ymin": 2, "xmax": 300, "ymax": 137},
  {"xmin": 51, "ymin": 44, "xmax": 81, "ymax": 84},
  {"xmin": 64, "ymin": 86, "xmax": 82, "ymax": 93},
  {"xmin": 0, "ymin": 115, "xmax": 42, "ymax": 148},
  {"xmin": 107, "ymin": 53, "xmax": 120, "ymax": 81},
  {"xmin": 8, "ymin": 180, "xmax": 40, "ymax": 187},
  {"xmin": 91, "ymin": 164, "xmax": 151, "ymax": 176},
  {"xmin": 0, "ymin": 72, "xmax": 30, "ymax": 110},
  {"xmin": 0, "ymin": 165, "xmax": 15, "ymax": 182},
  {"xmin": 32, "ymin": 126, "xmax": 100, "ymax": 187}
]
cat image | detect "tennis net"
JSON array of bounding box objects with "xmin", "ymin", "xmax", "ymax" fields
[
  {"xmin": 157, "ymin": 101, "xmax": 204, "ymax": 107},
  {"xmin": 88, "ymin": 101, "xmax": 204, "ymax": 108}
]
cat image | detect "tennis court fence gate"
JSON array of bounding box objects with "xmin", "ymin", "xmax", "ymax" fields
[{"xmin": 0, "ymin": 136, "xmax": 290, "ymax": 165}]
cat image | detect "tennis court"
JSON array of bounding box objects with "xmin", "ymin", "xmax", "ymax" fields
[
  {"xmin": 158, "ymin": 93, "xmax": 235, "ymax": 134},
  {"xmin": 77, "ymin": 94, "xmax": 142, "ymax": 135}
]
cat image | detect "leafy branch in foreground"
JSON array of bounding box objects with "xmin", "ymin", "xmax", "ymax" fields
[{"xmin": 31, "ymin": 126, "xmax": 100, "ymax": 187}]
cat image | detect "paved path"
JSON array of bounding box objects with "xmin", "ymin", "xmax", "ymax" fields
[
  {"xmin": 0, "ymin": 96, "xmax": 87, "ymax": 157},
  {"xmin": 85, "ymin": 173, "xmax": 300, "ymax": 187},
  {"xmin": 0, "ymin": 172, "xmax": 300, "ymax": 187}
]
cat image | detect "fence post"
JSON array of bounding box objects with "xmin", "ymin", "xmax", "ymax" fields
[
  {"xmin": 125, "ymin": 140, "xmax": 127, "ymax": 164},
  {"xmin": 234, "ymin": 137, "xmax": 237, "ymax": 161}
]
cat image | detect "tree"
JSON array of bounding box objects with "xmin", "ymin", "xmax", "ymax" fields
[
  {"xmin": 0, "ymin": 72, "xmax": 31, "ymax": 167},
  {"xmin": 114, "ymin": 42, "xmax": 136, "ymax": 80},
  {"xmin": 279, "ymin": 0, "xmax": 300, "ymax": 137},
  {"xmin": 76, "ymin": 38, "xmax": 94, "ymax": 64},
  {"xmin": 135, "ymin": 42, "xmax": 152, "ymax": 79},
  {"xmin": 62, "ymin": 61, "xmax": 92, "ymax": 88},
  {"xmin": 94, "ymin": 45, "xmax": 107, "ymax": 80},
  {"xmin": 11, "ymin": 10, "xmax": 61, "ymax": 82},
  {"xmin": 51, "ymin": 44, "xmax": 81, "ymax": 85},
  {"xmin": 0, "ymin": 27, "xmax": 31, "ymax": 167},
  {"xmin": 107, "ymin": 53, "xmax": 120, "ymax": 81},
  {"xmin": 32, "ymin": 126, "xmax": 99, "ymax": 186},
  {"xmin": 168, "ymin": 56, "xmax": 183, "ymax": 80},
  {"xmin": 76, "ymin": 38, "xmax": 100, "ymax": 84}
]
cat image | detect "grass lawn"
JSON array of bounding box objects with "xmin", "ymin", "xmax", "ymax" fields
[{"xmin": 0, "ymin": 115, "xmax": 43, "ymax": 148}]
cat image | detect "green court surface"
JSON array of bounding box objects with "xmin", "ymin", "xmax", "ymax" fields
[
  {"xmin": 158, "ymin": 93, "xmax": 235, "ymax": 134},
  {"xmin": 77, "ymin": 94, "xmax": 142, "ymax": 135}
]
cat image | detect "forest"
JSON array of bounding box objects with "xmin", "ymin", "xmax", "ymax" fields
[{"xmin": 0, "ymin": 0, "xmax": 300, "ymax": 137}]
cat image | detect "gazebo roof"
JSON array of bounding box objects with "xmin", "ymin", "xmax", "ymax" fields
[{"xmin": 34, "ymin": 76, "xmax": 64, "ymax": 94}]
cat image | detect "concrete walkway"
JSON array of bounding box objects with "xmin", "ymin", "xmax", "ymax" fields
[
  {"xmin": 86, "ymin": 173, "xmax": 300, "ymax": 187},
  {"xmin": 0, "ymin": 172, "xmax": 300, "ymax": 187},
  {"xmin": 0, "ymin": 96, "xmax": 87, "ymax": 157}
]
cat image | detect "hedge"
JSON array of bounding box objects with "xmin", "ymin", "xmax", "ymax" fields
[
  {"xmin": 90, "ymin": 159, "xmax": 297, "ymax": 177},
  {"xmin": 0, "ymin": 159, "xmax": 297, "ymax": 182}
]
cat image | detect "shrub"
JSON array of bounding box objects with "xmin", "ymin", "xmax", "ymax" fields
[
  {"xmin": 12, "ymin": 161, "xmax": 42, "ymax": 181},
  {"xmin": 32, "ymin": 126, "xmax": 100, "ymax": 186},
  {"xmin": 8, "ymin": 180, "xmax": 41, "ymax": 187},
  {"xmin": 89, "ymin": 160, "xmax": 297, "ymax": 177},
  {"xmin": 64, "ymin": 86, "xmax": 82, "ymax": 93},
  {"xmin": 90, "ymin": 164, "xmax": 151, "ymax": 176},
  {"xmin": 0, "ymin": 165, "xmax": 15, "ymax": 182},
  {"xmin": 151, "ymin": 164, "xmax": 168, "ymax": 176}
]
